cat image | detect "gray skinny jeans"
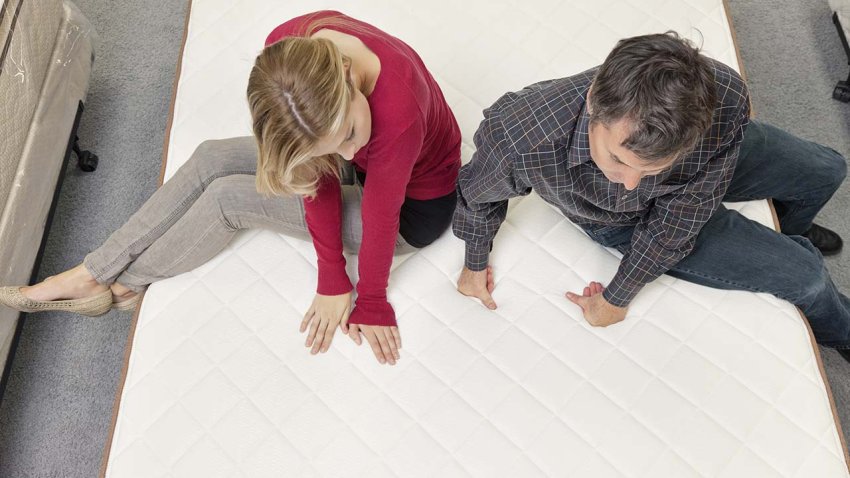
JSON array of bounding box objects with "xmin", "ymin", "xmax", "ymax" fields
[{"xmin": 84, "ymin": 136, "xmax": 413, "ymax": 292}]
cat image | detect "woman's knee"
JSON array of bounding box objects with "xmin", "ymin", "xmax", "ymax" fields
[
  {"xmin": 184, "ymin": 139, "xmax": 221, "ymax": 174},
  {"xmin": 183, "ymin": 137, "xmax": 257, "ymax": 184},
  {"xmin": 199, "ymin": 177, "xmax": 244, "ymax": 231}
]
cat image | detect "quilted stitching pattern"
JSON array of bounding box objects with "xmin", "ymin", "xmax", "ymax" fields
[{"xmin": 105, "ymin": 1, "xmax": 850, "ymax": 476}]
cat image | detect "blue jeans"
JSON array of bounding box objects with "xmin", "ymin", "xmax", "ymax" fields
[{"xmin": 582, "ymin": 121, "xmax": 850, "ymax": 348}]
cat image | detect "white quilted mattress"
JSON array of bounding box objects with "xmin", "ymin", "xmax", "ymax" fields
[{"xmin": 102, "ymin": 1, "xmax": 850, "ymax": 476}]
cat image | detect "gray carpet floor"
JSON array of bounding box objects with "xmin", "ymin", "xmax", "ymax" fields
[
  {"xmin": 0, "ymin": 1, "xmax": 848, "ymax": 476},
  {"xmin": 0, "ymin": 0, "xmax": 188, "ymax": 476}
]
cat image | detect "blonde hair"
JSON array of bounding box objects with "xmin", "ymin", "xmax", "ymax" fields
[{"xmin": 247, "ymin": 36, "xmax": 352, "ymax": 198}]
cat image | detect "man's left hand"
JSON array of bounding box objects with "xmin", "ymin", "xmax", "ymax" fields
[{"xmin": 565, "ymin": 281, "xmax": 627, "ymax": 327}]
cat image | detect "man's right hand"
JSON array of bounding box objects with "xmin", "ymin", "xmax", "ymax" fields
[{"xmin": 457, "ymin": 265, "xmax": 497, "ymax": 310}]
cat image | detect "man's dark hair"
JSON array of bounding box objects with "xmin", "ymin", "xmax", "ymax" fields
[{"xmin": 589, "ymin": 32, "xmax": 717, "ymax": 163}]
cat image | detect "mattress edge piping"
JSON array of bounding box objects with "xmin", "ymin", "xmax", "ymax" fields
[
  {"xmin": 98, "ymin": 0, "xmax": 194, "ymax": 475},
  {"xmin": 799, "ymin": 304, "xmax": 850, "ymax": 471},
  {"xmin": 772, "ymin": 197, "xmax": 850, "ymax": 470},
  {"xmin": 748, "ymin": 0, "xmax": 850, "ymax": 459}
]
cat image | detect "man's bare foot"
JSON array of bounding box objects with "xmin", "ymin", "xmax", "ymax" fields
[{"xmin": 20, "ymin": 264, "xmax": 108, "ymax": 302}]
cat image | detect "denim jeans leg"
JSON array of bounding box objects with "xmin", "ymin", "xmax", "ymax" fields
[
  {"xmin": 578, "ymin": 206, "xmax": 850, "ymax": 348},
  {"xmin": 666, "ymin": 206, "xmax": 850, "ymax": 348},
  {"xmin": 724, "ymin": 121, "xmax": 848, "ymax": 235}
]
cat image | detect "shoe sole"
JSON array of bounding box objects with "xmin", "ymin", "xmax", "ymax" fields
[
  {"xmin": 113, "ymin": 293, "xmax": 142, "ymax": 312},
  {"xmin": 0, "ymin": 287, "xmax": 113, "ymax": 317}
]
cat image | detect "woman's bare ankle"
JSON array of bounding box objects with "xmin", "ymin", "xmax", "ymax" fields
[
  {"xmin": 69, "ymin": 263, "xmax": 98, "ymax": 283},
  {"xmin": 110, "ymin": 283, "xmax": 136, "ymax": 300},
  {"xmin": 21, "ymin": 263, "xmax": 107, "ymax": 301}
]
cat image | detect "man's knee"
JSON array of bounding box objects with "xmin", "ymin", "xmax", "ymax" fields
[
  {"xmin": 823, "ymin": 146, "xmax": 848, "ymax": 189},
  {"xmin": 798, "ymin": 268, "xmax": 830, "ymax": 304},
  {"xmin": 788, "ymin": 235, "xmax": 830, "ymax": 303}
]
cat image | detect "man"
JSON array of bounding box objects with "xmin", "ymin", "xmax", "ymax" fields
[{"xmin": 452, "ymin": 32, "xmax": 850, "ymax": 361}]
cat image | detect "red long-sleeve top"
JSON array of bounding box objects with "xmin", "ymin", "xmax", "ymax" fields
[{"xmin": 265, "ymin": 11, "xmax": 461, "ymax": 326}]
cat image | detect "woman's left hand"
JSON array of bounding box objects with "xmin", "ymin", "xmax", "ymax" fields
[
  {"xmin": 301, "ymin": 292, "xmax": 353, "ymax": 354},
  {"xmin": 348, "ymin": 324, "xmax": 401, "ymax": 365}
]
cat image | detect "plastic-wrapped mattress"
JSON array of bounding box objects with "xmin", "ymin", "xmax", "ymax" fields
[{"xmin": 0, "ymin": 0, "xmax": 97, "ymax": 375}]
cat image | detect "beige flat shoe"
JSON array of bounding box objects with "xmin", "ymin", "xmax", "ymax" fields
[
  {"xmin": 0, "ymin": 286, "xmax": 113, "ymax": 317},
  {"xmin": 113, "ymin": 293, "xmax": 142, "ymax": 312}
]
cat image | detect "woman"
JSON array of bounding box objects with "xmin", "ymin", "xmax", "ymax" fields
[{"xmin": 0, "ymin": 10, "xmax": 461, "ymax": 366}]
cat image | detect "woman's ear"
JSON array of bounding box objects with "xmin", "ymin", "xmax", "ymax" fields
[{"xmin": 341, "ymin": 55, "xmax": 355, "ymax": 90}]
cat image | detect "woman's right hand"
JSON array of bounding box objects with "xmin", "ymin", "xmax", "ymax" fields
[
  {"xmin": 301, "ymin": 292, "xmax": 353, "ymax": 354},
  {"xmin": 348, "ymin": 324, "xmax": 401, "ymax": 365}
]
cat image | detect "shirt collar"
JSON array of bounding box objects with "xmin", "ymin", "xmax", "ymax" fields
[{"xmin": 566, "ymin": 100, "xmax": 593, "ymax": 168}]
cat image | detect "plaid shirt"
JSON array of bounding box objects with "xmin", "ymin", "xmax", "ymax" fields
[{"xmin": 453, "ymin": 60, "xmax": 750, "ymax": 307}]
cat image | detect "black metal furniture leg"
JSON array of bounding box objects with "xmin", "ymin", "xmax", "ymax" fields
[
  {"xmin": 72, "ymin": 135, "xmax": 99, "ymax": 172},
  {"xmin": 832, "ymin": 12, "xmax": 850, "ymax": 102}
]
